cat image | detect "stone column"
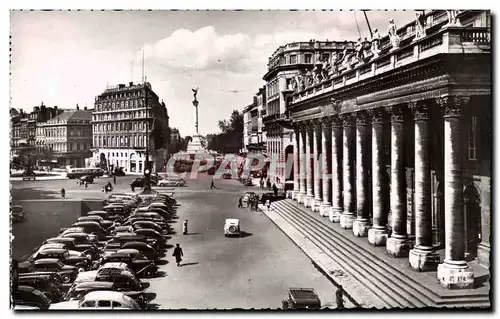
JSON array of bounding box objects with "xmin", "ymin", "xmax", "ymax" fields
[
  {"xmin": 298, "ymin": 125, "xmax": 307, "ymax": 204},
  {"xmin": 386, "ymin": 105, "xmax": 412, "ymax": 257},
  {"xmin": 353, "ymin": 111, "xmax": 372, "ymax": 237},
  {"xmin": 320, "ymin": 119, "xmax": 332, "ymax": 217},
  {"xmin": 368, "ymin": 108, "xmax": 389, "ymax": 246},
  {"xmin": 408, "ymin": 102, "xmax": 440, "ymax": 271},
  {"xmin": 477, "ymin": 176, "xmax": 490, "ymax": 268},
  {"xmin": 305, "ymin": 123, "xmax": 314, "ymax": 207},
  {"xmin": 330, "ymin": 116, "xmax": 343, "ymax": 223},
  {"xmin": 436, "ymin": 96, "xmax": 474, "ymax": 289},
  {"xmin": 292, "ymin": 125, "xmax": 300, "ymax": 200},
  {"xmin": 312, "ymin": 121, "xmax": 323, "ymax": 212},
  {"xmin": 340, "ymin": 114, "xmax": 356, "ymax": 229}
]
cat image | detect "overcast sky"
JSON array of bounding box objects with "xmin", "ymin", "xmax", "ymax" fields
[{"xmin": 11, "ymin": 10, "xmax": 416, "ymax": 136}]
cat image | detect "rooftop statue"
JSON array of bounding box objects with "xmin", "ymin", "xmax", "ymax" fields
[
  {"xmin": 414, "ymin": 12, "xmax": 427, "ymax": 40},
  {"xmin": 388, "ymin": 18, "xmax": 401, "ymax": 50},
  {"xmin": 445, "ymin": 10, "xmax": 462, "ymax": 26},
  {"xmin": 370, "ymin": 28, "xmax": 381, "ymax": 58},
  {"xmin": 321, "ymin": 59, "xmax": 330, "ymax": 80}
]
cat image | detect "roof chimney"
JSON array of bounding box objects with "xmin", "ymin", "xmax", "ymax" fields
[
  {"xmin": 129, "ymin": 82, "xmax": 134, "ymax": 86},
  {"xmin": 76, "ymin": 104, "xmax": 80, "ymax": 110},
  {"xmin": 84, "ymin": 106, "xmax": 87, "ymax": 110}
]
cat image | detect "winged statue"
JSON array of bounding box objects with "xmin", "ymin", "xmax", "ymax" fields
[{"xmin": 192, "ymin": 87, "xmax": 199, "ymax": 101}]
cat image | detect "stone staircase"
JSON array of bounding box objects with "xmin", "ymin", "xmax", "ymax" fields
[{"xmin": 268, "ymin": 199, "xmax": 490, "ymax": 308}]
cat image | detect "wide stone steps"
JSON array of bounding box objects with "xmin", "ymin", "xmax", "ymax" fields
[{"xmin": 271, "ymin": 199, "xmax": 490, "ymax": 308}]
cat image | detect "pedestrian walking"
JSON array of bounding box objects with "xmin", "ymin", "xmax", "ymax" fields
[
  {"xmin": 131, "ymin": 184, "xmax": 135, "ymax": 192},
  {"xmin": 61, "ymin": 188, "xmax": 66, "ymax": 199},
  {"xmin": 238, "ymin": 197, "xmax": 243, "ymax": 208},
  {"xmin": 172, "ymin": 243, "xmax": 184, "ymax": 267},
  {"xmin": 210, "ymin": 178, "xmax": 216, "ymax": 189},
  {"xmin": 183, "ymin": 220, "xmax": 188, "ymax": 235},
  {"xmin": 84, "ymin": 181, "xmax": 88, "ymax": 189},
  {"xmin": 267, "ymin": 178, "xmax": 271, "ymax": 190},
  {"xmin": 273, "ymin": 183, "xmax": 278, "ymax": 197},
  {"xmin": 266, "ymin": 199, "xmax": 271, "ymax": 211},
  {"xmin": 113, "ymin": 175, "xmax": 116, "ymax": 185}
]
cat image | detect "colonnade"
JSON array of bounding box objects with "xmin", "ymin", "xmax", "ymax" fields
[{"xmin": 291, "ymin": 96, "xmax": 475, "ymax": 289}]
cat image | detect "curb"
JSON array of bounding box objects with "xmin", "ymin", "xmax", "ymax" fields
[{"xmin": 259, "ymin": 204, "xmax": 386, "ymax": 309}]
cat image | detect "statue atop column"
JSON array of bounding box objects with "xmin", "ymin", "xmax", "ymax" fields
[
  {"xmin": 192, "ymin": 87, "xmax": 199, "ymax": 103},
  {"xmin": 191, "ymin": 87, "xmax": 200, "ymax": 135}
]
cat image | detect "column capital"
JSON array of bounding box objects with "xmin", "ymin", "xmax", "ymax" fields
[
  {"xmin": 435, "ymin": 95, "xmax": 471, "ymax": 118},
  {"xmin": 409, "ymin": 101, "xmax": 431, "ymax": 121},
  {"xmin": 321, "ymin": 117, "xmax": 332, "ymax": 130},
  {"xmin": 330, "ymin": 115, "xmax": 342, "ymax": 128},
  {"xmin": 355, "ymin": 110, "xmax": 370, "ymax": 126},
  {"xmin": 385, "ymin": 105, "xmax": 405, "ymax": 123},
  {"xmin": 367, "ymin": 108, "xmax": 386, "ymax": 124},
  {"xmin": 305, "ymin": 120, "xmax": 315, "ymax": 132},
  {"xmin": 340, "ymin": 113, "xmax": 355, "ymax": 127}
]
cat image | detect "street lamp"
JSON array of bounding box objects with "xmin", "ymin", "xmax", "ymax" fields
[{"xmin": 142, "ymin": 83, "xmax": 152, "ymax": 193}]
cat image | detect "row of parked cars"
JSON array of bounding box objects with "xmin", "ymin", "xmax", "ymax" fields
[
  {"xmin": 12, "ymin": 191, "xmax": 177, "ymax": 310},
  {"xmin": 130, "ymin": 175, "xmax": 186, "ymax": 188}
]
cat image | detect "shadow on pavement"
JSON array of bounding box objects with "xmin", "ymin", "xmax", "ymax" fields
[
  {"xmin": 238, "ymin": 231, "xmax": 253, "ymax": 238},
  {"xmin": 152, "ymin": 270, "xmax": 168, "ymax": 278},
  {"xmin": 156, "ymin": 259, "xmax": 169, "ymax": 266},
  {"xmin": 185, "ymin": 232, "xmax": 202, "ymax": 236},
  {"xmin": 181, "ymin": 262, "xmax": 199, "ymax": 267},
  {"xmin": 147, "ymin": 303, "xmax": 160, "ymax": 310},
  {"xmin": 474, "ymin": 274, "xmax": 490, "ymax": 288},
  {"xmin": 10, "ymin": 186, "xmax": 61, "ymax": 201},
  {"xmin": 144, "ymin": 292, "xmax": 157, "ymax": 302},
  {"xmin": 141, "ymin": 282, "xmax": 151, "ymax": 289}
]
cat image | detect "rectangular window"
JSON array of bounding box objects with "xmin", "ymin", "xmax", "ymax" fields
[
  {"xmin": 468, "ymin": 116, "xmax": 477, "ymax": 160},
  {"xmin": 289, "ymin": 55, "xmax": 297, "ymax": 64},
  {"xmin": 305, "ymin": 54, "xmax": 312, "ymax": 64}
]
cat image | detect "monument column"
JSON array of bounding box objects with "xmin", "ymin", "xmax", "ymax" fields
[
  {"xmin": 312, "ymin": 121, "xmax": 323, "ymax": 212},
  {"xmin": 305, "ymin": 122, "xmax": 314, "ymax": 208},
  {"xmin": 330, "ymin": 115, "xmax": 343, "ymax": 223},
  {"xmin": 298, "ymin": 124, "xmax": 307, "ymax": 204},
  {"xmin": 353, "ymin": 111, "xmax": 372, "ymax": 237},
  {"xmin": 436, "ymin": 96, "xmax": 474, "ymax": 289},
  {"xmin": 386, "ymin": 105, "xmax": 411, "ymax": 257},
  {"xmin": 409, "ymin": 101, "xmax": 440, "ymax": 271},
  {"xmin": 368, "ymin": 108, "xmax": 389, "ymax": 246},
  {"xmin": 320, "ymin": 118, "xmax": 332, "ymax": 217},
  {"xmin": 292, "ymin": 124, "xmax": 300, "ymax": 200},
  {"xmin": 340, "ymin": 114, "xmax": 356, "ymax": 229}
]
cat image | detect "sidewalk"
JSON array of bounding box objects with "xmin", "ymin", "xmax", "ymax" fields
[{"xmin": 10, "ymin": 172, "xmax": 67, "ymax": 181}]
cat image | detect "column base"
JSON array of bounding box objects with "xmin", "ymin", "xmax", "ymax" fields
[
  {"xmin": 292, "ymin": 190, "xmax": 300, "ymax": 200},
  {"xmin": 386, "ymin": 236, "xmax": 412, "ymax": 258},
  {"xmin": 368, "ymin": 227, "xmax": 388, "ymax": 246},
  {"xmin": 304, "ymin": 195, "xmax": 314, "ymax": 208},
  {"xmin": 437, "ymin": 261, "xmax": 475, "ymax": 289},
  {"xmin": 319, "ymin": 203, "xmax": 332, "ymax": 217},
  {"xmin": 312, "ymin": 198, "xmax": 322, "ymax": 212},
  {"xmin": 409, "ymin": 246, "xmax": 440, "ymax": 272},
  {"xmin": 340, "ymin": 213, "xmax": 356, "ymax": 229},
  {"xmin": 477, "ymin": 242, "xmax": 491, "ymax": 268},
  {"xmin": 329, "ymin": 208, "xmax": 342, "ymax": 223},
  {"xmin": 353, "ymin": 219, "xmax": 372, "ymax": 237},
  {"xmin": 297, "ymin": 192, "xmax": 306, "ymax": 204},
  {"xmin": 286, "ymin": 190, "xmax": 293, "ymax": 199}
]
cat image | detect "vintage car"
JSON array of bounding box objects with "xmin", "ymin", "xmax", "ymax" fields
[
  {"xmin": 64, "ymin": 281, "xmax": 147, "ymax": 309},
  {"xmin": 86, "ymin": 210, "xmax": 109, "ymax": 219},
  {"xmin": 78, "ymin": 175, "xmax": 94, "ymax": 185},
  {"xmin": 44, "ymin": 237, "xmax": 78, "ymax": 251},
  {"xmin": 70, "ymin": 222, "xmax": 109, "ymax": 240},
  {"xmin": 60, "ymin": 227, "xmax": 86, "ymax": 236},
  {"xmin": 111, "ymin": 225, "xmax": 135, "ymax": 234},
  {"xmin": 51, "ymin": 290, "xmax": 141, "ymax": 310},
  {"xmin": 60, "ymin": 232, "xmax": 101, "ymax": 250},
  {"xmin": 224, "ymin": 219, "xmax": 241, "ymax": 237},
  {"xmin": 11, "ymin": 205, "xmax": 26, "ymax": 223},
  {"xmin": 77, "ymin": 216, "xmax": 114, "ymax": 229},
  {"xmin": 128, "ymin": 212, "xmax": 167, "ymax": 224},
  {"xmin": 134, "ymin": 229, "xmax": 166, "ymax": 248},
  {"xmin": 103, "ymin": 204, "xmax": 129, "ymax": 218},
  {"xmin": 281, "ymin": 288, "xmax": 321, "ymax": 310},
  {"xmin": 18, "ymin": 275, "xmax": 64, "ymax": 302},
  {"xmin": 157, "ymin": 178, "xmax": 186, "ymax": 187},
  {"xmin": 13, "ymin": 285, "xmax": 52, "ymax": 310},
  {"xmin": 136, "ymin": 206, "xmax": 171, "ymax": 219},
  {"xmin": 96, "ymin": 267, "xmax": 143, "ymax": 292},
  {"xmin": 29, "ymin": 248, "xmax": 92, "ymax": 271},
  {"xmin": 18, "ymin": 272, "xmax": 65, "ymax": 289},
  {"xmin": 242, "ymin": 192, "xmax": 258, "ymax": 205},
  {"xmin": 132, "ymin": 220, "xmax": 164, "ymax": 233},
  {"xmin": 101, "ymin": 252, "xmax": 157, "ymax": 277},
  {"xmin": 120, "ymin": 241, "xmax": 159, "ymax": 261},
  {"xmin": 259, "ymin": 192, "xmax": 277, "ymax": 204},
  {"xmin": 30, "ymin": 259, "xmax": 79, "ymax": 284}
]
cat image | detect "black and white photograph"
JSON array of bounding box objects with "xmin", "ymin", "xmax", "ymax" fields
[{"xmin": 7, "ymin": 4, "xmax": 493, "ymax": 311}]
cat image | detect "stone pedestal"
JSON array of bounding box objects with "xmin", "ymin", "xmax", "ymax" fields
[
  {"xmin": 368, "ymin": 227, "xmax": 388, "ymax": 246},
  {"xmin": 340, "ymin": 213, "xmax": 356, "ymax": 229},
  {"xmin": 319, "ymin": 203, "xmax": 332, "ymax": 217},
  {"xmin": 304, "ymin": 196, "xmax": 314, "ymax": 208},
  {"xmin": 353, "ymin": 219, "xmax": 371, "ymax": 237},
  {"xmin": 312, "ymin": 199, "xmax": 322, "ymax": 212},
  {"xmin": 292, "ymin": 190, "xmax": 300, "ymax": 200},
  {"xmin": 477, "ymin": 242, "xmax": 491, "ymax": 268},
  {"xmin": 386, "ymin": 236, "xmax": 412, "ymax": 257},
  {"xmin": 437, "ymin": 261, "xmax": 475, "ymax": 289},
  {"xmin": 297, "ymin": 193, "xmax": 306, "ymax": 204},
  {"xmin": 329, "ymin": 208, "xmax": 342, "ymax": 223},
  {"xmin": 409, "ymin": 246, "xmax": 440, "ymax": 272}
]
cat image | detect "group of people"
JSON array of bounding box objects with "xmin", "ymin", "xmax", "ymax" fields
[
  {"xmin": 259, "ymin": 177, "xmax": 279, "ymax": 196},
  {"xmin": 238, "ymin": 195, "xmax": 259, "ymax": 211}
]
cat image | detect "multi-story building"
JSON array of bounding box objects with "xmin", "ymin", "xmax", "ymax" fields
[
  {"xmin": 243, "ymin": 87, "xmax": 267, "ymax": 153},
  {"xmin": 282, "ymin": 10, "xmax": 490, "ymax": 298},
  {"xmin": 91, "ymin": 81, "xmax": 170, "ymax": 174},
  {"xmin": 36, "ymin": 105, "xmax": 93, "ymax": 167},
  {"xmin": 263, "ymin": 39, "xmax": 355, "ymax": 184}
]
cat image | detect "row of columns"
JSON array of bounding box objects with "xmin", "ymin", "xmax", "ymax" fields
[
  {"xmin": 291, "ymin": 96, "xmax": 474, "ymax": 289},
  {"xmin": 268, "ymin": 136, "xmax": 283, "ymax": 183}
]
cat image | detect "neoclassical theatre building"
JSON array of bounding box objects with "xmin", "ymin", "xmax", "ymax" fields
[{"xmin": 280, "ymin": 10, "xmax": 490, "ymax": 289}]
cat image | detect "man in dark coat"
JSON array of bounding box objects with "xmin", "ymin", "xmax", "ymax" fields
[
  {"xmin": 273, "ymin": 183, "xmax": 278, "ymax": 197},
  {"xmin": 172, "ymin": 243, "xmax": 184, "ymax": 267},
  {"xmin": 238, "ymin": 197, "xmax": 243, "ymax": 208}
]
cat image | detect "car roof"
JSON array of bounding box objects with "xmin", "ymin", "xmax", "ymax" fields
[
  {"xmin": 289, "ymin": 288, "xmax": 319, "ymax": 301},
  {"xmin": 38, "ymin": 248, "xmax": 67, "ymax": 254},
  {"xmin": 84, "ymin": 290, "xmax": 131, "ymax": 303},
  {"xmin": 75, "ymin": 281, "xmax": 114, "ymax": 289},
  {"xmin": 101, "ymin": 262, "xmax": 128, "ymax": 269},
  {"xmin": 34, "ymin": 258, "xmax": 60, "ymax": 264},
  {"xmin": 122, "ymin": 241, "xmax": 148, "ymax": 247},
  {"xmin": 47, "ymin": 237, "xmax": 75, "ymax": 242},
  {"xmin": 225, "ymin": 218, "xmax": 240, "ymax": 224},
  {"xmin": 117, "ymin": 249, "xmax": 140, "ymax": 254}
]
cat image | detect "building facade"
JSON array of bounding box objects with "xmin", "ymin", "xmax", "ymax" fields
[
  {"xmin": 36, "ymin": 106, "xmax": 93, "ymax": 167},
  {"xmin": 263, "ymin": 39, "xmax": 355, "ymax": 184},
  {"xmin": 91, "ymin": 82, "xmax": 170, "ymax": 174},
  {"xmin": 283, "ymin": 10, "xmax": 490, "ymax": 289}
]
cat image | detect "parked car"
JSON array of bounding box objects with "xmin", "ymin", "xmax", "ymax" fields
[
  {"xmin": 120, "ymin": 241, "xmax": 159, "ymax": 261},
  {"xmin": 78, "ymin": 175, "xmax": 94, "ymax": 185},
  {"xmin": 86, "ymin": 210, "xmax": 110, "ymax": 219},
  {"xmin": 17, "ymin": 275, "xmax": 64, "ymax": 302},
  {"xmin": 100, "ymin": 252, "xmax": 157, "ymax": 278},
  {"xmin": 132, "ymin": 221, "xmax": 164, "ymax": 234},
  {"xmin": 134, "ymin": 229, "xmax": 166, "ymax": 247},
  {"xmin": 13, "ymin": 285, "xmax": 52, "ymax": 310},
  {"xmin": 113, "ymin": 167, "xmax": 126, "ymax": 176},
  {"xmin": 259, "ymin": 192, "xmax": 276, "ymax": 204},
  {"xmin": 281, "ymin": 288, "xmax": 321, "ymax": 309},
  {"xmin": 157, "ymin": 178, "xmax": 186, "ymax": 187},
  {"xmin": 30, "ymin": 259, "xmax": 79, "ymax": 284},
  {"xmin": 243, "ymin": 192, "xmax": 258, "ymax": 205},
  {"xmin": 51, "ymin": 290, "xmax": 141, "ymax": 310},
  {"xmin": 224, "ymin": 219, "xmax": 241, "ymax": 237},
  {"xmin": 30, "ymin": 248, "xmax": 92, "ymax": 271},
  {"xmin": 95, "ymin": 267, "xmax": 143, "ymax": 292},
  {"xmin": 11, "ymin": 205, "xmax": 26, "ymax": 223}
]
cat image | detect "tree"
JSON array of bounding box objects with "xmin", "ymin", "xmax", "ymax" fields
[{"xmin": 209, "ymin": 110, "xmax": 243, "ymax": 154}]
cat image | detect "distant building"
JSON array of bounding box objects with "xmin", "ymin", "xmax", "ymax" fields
[
  {"xmin": 36, "ymin": 105, "xmax": 93, "ymax": 167},
  {"xmin": 91, "ymin": 82, "xmax": 170, "ymax": 174},
  {"xmin": 243, "ymin": 87, "xmax": 267, "ymax": 153}
]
